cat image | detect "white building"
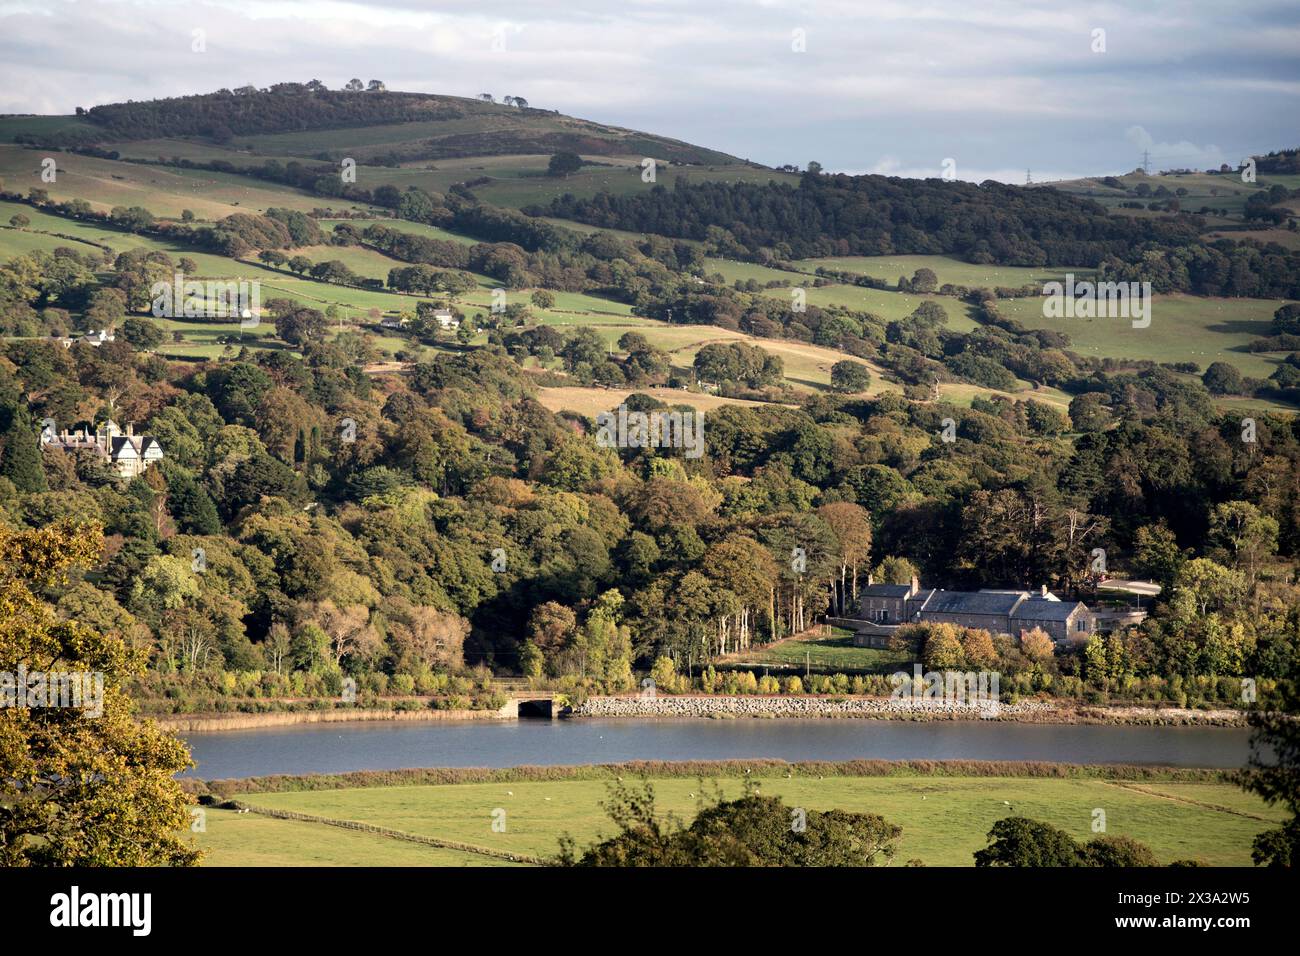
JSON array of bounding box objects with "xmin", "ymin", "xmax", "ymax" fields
[{"xmin": 41, "ymin": 420, "xmax": 164, "ymax": 479}]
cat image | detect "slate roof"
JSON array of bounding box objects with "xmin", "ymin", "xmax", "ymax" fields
[
  {"xmin": 1012, "ymin": 601, "xmax": 1085, "ymax": 622},
  {"xmin": 860, "ymin": 584, "xmax": 915, "ymax": 599},
  {"xmin": 923, "ymin": 591, "xmax": 1026, "ymax": 616}
]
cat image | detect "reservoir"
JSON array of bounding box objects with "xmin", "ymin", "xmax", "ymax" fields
[{"xmin": 181, "ymin": 718, "xmax": 1253, "ymax": 779}]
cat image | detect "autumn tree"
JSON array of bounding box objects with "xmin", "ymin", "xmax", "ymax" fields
[
  {"xmin": 0, "ymin": 521, "xmax": 199, "ymax": 865},
  {"xmin": 817, "ymin": 502, "xmax": 872, "ymax": 615}
]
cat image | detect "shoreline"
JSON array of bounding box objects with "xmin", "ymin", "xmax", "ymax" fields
[
  {"xmin": 157, "ymin": 695, "xmax": 1248, "ymax": 732},
  {"xmin": 154, "ymin": 705, "xmax": 512, "ymax": 733}
]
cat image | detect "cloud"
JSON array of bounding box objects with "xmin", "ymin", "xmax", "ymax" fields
[{"xmin": 0, "ymin": 0, "xmax": 1295, "ymax": 182}]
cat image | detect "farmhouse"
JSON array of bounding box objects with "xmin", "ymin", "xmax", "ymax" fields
[
  {"xmin": 41, "ymin": 420, "xmax": 164, "ymax": 479},
  {"xmin": 831, "ymin": 575, "xmax": 1102, "ymax": 647}
]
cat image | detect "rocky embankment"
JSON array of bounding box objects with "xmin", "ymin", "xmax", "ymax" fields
[
  {"xmin": 572, "ymin": 695, "xmax": 1245, "ymax": 725},
  {"xmin": 574, "ymin": 695, "xmax": 1041, "ymax": 720}
]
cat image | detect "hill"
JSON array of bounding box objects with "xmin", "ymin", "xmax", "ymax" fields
[{"xmin": 1, "ymin": 85, "xmax": 746, "ymax": 166}]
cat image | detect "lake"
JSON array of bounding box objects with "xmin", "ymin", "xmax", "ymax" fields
[{"xmin": 181, "ymin": 718, "xmax": 1253, "ymax": 779}]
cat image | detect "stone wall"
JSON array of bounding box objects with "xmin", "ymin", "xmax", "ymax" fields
[{"xmin": 574, "ymin": 695, "xmax": 1046, "ymax": 719}]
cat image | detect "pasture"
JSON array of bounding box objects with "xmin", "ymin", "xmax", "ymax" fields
[
  {"xmin": 997, "ymin": 293, "xmax": 1288, "ymax": 380},
  {"xmin": 793, "ymin": 254, "xmax": 1087, "ymax": 290},
  {"xmin": 196, "ymin": 769, "xmax": 1283, "ymax": 867}
]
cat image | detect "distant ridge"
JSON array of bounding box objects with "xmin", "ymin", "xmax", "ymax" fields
[{"xmin": 3, "ymin": 83, "xmax": 748, "ymax": 167}]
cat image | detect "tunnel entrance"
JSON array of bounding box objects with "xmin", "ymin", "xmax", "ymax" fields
[{"xmin": 517, "ymin": 698, "xmax": 554, "ymax": 719}]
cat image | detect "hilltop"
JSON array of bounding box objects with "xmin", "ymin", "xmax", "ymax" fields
[{"xmin": 0, "ymin": 83, "xmax": 746, "ymax": 167}]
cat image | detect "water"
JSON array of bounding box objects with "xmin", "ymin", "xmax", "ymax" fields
[{"xmin": 181, "ymin": 718, "xmax": 1252, "ymax": 779}]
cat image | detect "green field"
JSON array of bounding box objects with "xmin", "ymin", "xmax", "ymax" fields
[
  {"xmin": 0, "ymin": 144, "xmax": 352, "ymax": 219},
  {"xmin": 998, "ymin": 293, "xmax": 1288, "ymax": 380},
  {"xmin": 1045, "ymin": 170, "xmax": 1300, "ymax": 221},
  {"xmin": 794, "ymin": 254, "xmax": 1088, "ymax": 290},
  {"xmin": 197, "ymin": 771, "xmax": 1283, "ymax": 867},
  {"xmin": 198, "ymin": 807, "xmax": 515, "ymax": 866},
  {"xmin": 737, "ymin": 627, "xmax": 910, "ymax": 673},
  {"xmin": 319, "ymin": 217, "xmax": 478, "ymax": 246},
  {"xmin": 474, "ymin": 160, "xmax": 797, "ymax": 210}
]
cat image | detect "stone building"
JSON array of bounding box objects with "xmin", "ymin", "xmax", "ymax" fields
[
  {"xmin": 831, "ymin": 575, "xmax": 1098, "ymax": 647},
  {"xmin": 41, "ymin": 420, "xmax": 164, "ymax": 479}
]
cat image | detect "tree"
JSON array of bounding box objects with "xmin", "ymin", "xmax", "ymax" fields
[
  {"xmin": 120, "ymin": 316, "xmax": 164, "ymax": 351},
  {"xmin": 817, "ymin": 502, "xmax": 872, "ymax": 614},
  {"xmin": 1133, "ymin": 522, "xmax": 1186, "ymax": 593},
  {"xmin": 1272, "ymin": 303, "xmax": 1300, "ymax": 336},
  {"xmin": 976, "ymin": 816, "xmax": 1164, "ymax": 866},
  {"xmin": 529, "ymin": 602, "xmax": 577, "ymax": 661},
  {"xmin": 9, "ymin": 214, "xmax": 29, "ymax": 229},
  {"xmin": 1208, "ymin": 501, "xmax": 1278, "ymax": 583},
  {"xmin": 1202, "ymin": 361, "xmax": 1244, "ymax": 395},
  {"xmin": 974, "ymin": 817, "xmax": 1082, "ymax": 866},
  {"xmin": 0, "ymin": 521, "xmax": 199, "ymax": 865},
  {"xmin": 548, "ymin": 152, "xmax": 583, "ymax": 178},
  {"xmin": 0, "ymin": 400, "xmax": 48, "ymax": 493},
  {"xmin": 531, "ymin": 289, "xmax": 556, "ymax": 309},
  {"xmin": 1019, "ymin": 627, "xmax": 1055, "ymax": 663},
  {"xmin": 830, "ymin": 360, "xmax": 872, "ymax": 393},
  {"xmin": 922, "ymin": 623, "xmax": 966, "ymax": 669},
  {"xmin": 1239, "ymin": 663, "xmax": 1300, "ymax": 867},
  {"xmin": 559, "ymin": 781, "xmax": 901, "ymax": 867},
  {"xmin": 297, "ymin": 600, "xmax": 380, "ymax": 668},
  {"xmin": 910, "ymin": 267, "xmax": 939, "ymax": 293},
  {"xmin": 873, "ymin": 555, "xmax": 918, "ymax": 585},
  {"xmin": 1173, "ymin": 558, "xmax": 1247, "ymax": 617}
]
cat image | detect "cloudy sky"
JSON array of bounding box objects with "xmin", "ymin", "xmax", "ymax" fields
[{"xmin": 1, "ymin": 0, "xmax": 1297, "ymax": 182}]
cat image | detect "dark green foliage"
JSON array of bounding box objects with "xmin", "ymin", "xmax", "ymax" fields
[
  {"xmin": 975, "ymin": 817, "xmax": 1162, "ymax": 867},
  {"xmin": 558, "ymin": 781, "xmax": 901, "ymax": 867}
]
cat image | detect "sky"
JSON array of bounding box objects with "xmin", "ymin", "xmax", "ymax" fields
[{"xmin": 1, "ymin": 0, "xmax": 1297, "ymax": 183}]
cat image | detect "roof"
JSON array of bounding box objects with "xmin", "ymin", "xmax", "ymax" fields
[
  {"xmin": 860, "ymin": 584, "xmax": 914, "ymax": 599},
  {"xmin": 109, "ymin": 437, "xmax": 139, "ymax": 459},
  {"xmin": 923, "ymin": 590, "xmax": 1026, "ymax": 616},
  {"xmin": 1012, "ymin": 601, "xmax": 1087, "ymax": 622}
]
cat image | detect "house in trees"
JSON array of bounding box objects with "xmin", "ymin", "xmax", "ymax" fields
[
  {"xmin": 41, "ymin": 420, "xmax": 164, "ymax": 479},
  {"xmin": 832, "ymin": 575, "xmax": 1099, "ymax": 647}
]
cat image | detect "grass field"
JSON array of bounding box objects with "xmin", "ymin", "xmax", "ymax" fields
[
  {"xmin": 197, "ymin": 771, "xmax": 1283, "ymax": 866},
  {"xmin": 474, "ymin": 160, "xmax": 798, "ymax": 210},
  {"xmin": 1043, "ymin": 170, "xmax": 1300, "ymax": 220},
  {"xmin": 0, "ymin": 145, "xmax": 350, "ymax": 219},
  {"xmin": 793, "ymin": 254, "xmax": 1088, "ymax": 289},
  {"xmin": 998, "ymin": 293, "xmax": 1288, "ymax": 380},
  {"xmin": 535, "ymin": 385, "xmax": 781, "ymax": 418},
  {"xmin": 319, "ymin": 217, "xmax": 478, "ymax": 246},
  {"xmin": 736, "ymin": 627, "xmax": 910, "ymax": 673},
  {"xmin": 198, "ymin": 808, "xmax": 514, "ymax": 866}
]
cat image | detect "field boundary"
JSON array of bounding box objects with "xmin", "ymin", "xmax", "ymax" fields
[
  {"xmin": 188, "ymin": 759, "xmax": 1236, "ymax": 797},
  {"xmin": 1104, "ymin": 781, "xmax": 1276, "ymax": 823},
  {"xmin": 229, "ymin": 802, "xmax": 543, "ymax": 865}
]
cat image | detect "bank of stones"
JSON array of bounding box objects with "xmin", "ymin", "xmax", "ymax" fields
[{"xmin": 572, "ymin": 695, "xmax": 1049, "ymax": 720}]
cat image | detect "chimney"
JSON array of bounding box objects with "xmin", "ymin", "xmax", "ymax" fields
[
  {"xmin": 1041, "ymin": 584, "xmax": 1048, "ymax": 597},
  {"xmin": 867, "ymin": 573, "xmax": 874, "ymax": 586},
  {"xmin": 910, "ymin": 574, "xmax": 919, "ymax": 595}
]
